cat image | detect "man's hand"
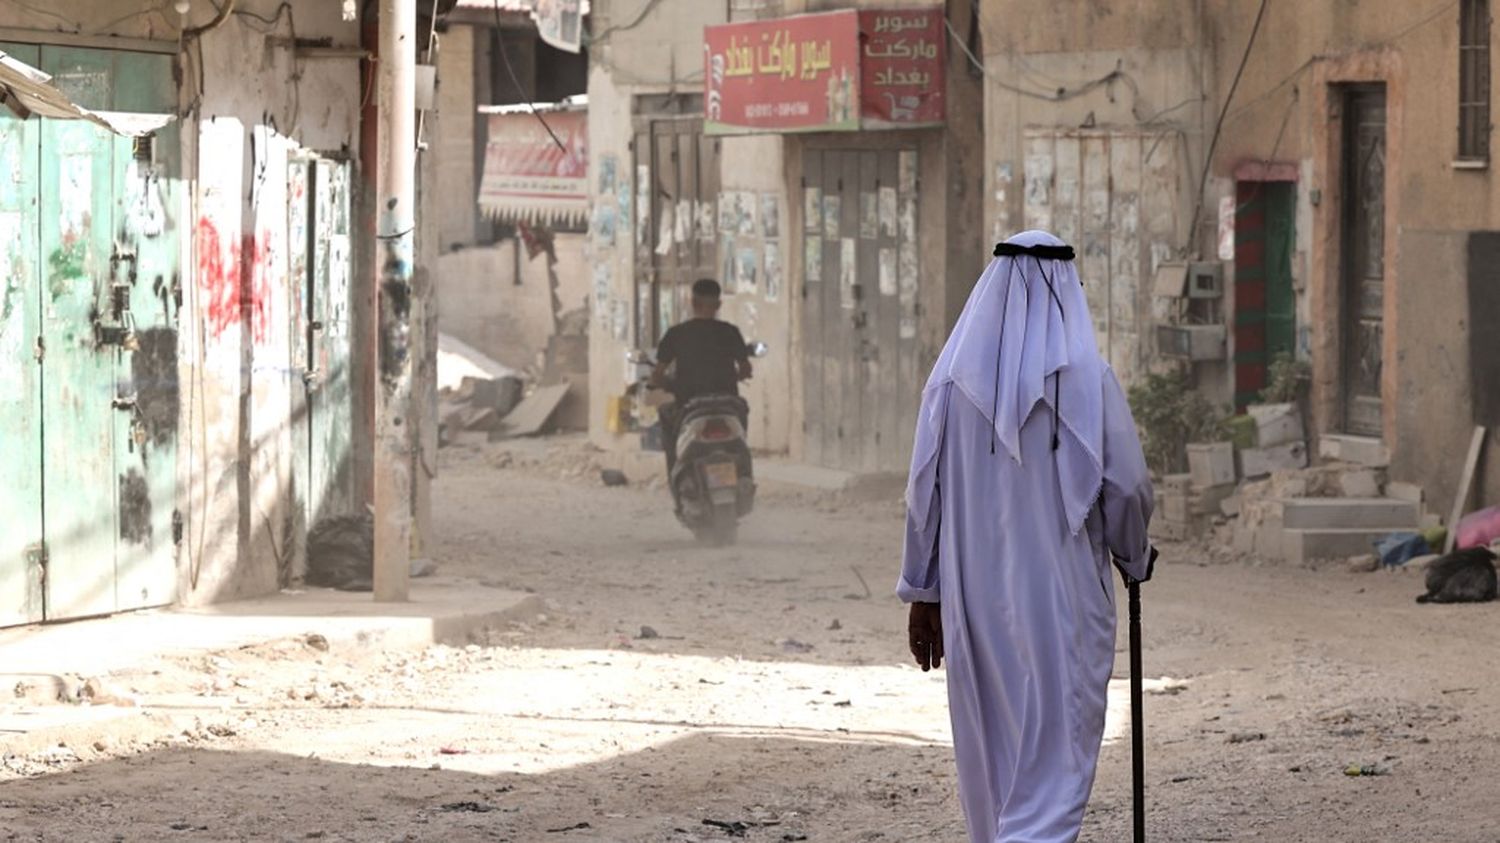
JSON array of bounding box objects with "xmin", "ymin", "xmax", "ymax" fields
[
  {"xmin": 736, "ymin": 358, "xmax": 753, "ymax": 382},
  {"xmin": 908, "ymin": 602, "xmax": 943, "ymax": 672}
]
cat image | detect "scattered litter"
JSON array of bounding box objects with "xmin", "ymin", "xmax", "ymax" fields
[
  {"xmin": 849, "ymin": 565, "xmax": 873, "ymax": 599},
  {"xmin": 1170, "ymin": 774, "xmax": 1202, "ymax": 783},
  {"xmin": 833, "ymin": 700, "xmax": 852, "ymax": 708},
  {"xmin": 546, "ymin": 822, "xmax": 592, "ymax": 833},
  {"xmin": 778, "ymin": 639, "xmax": 815, "ymax": 654},
  {"xmin": 441, "ymin": 801, "xmax": 495, "ymax": 813},
  {"xmin": 1228, "ymin": 732, "xmax": 1266, "ymax": 744},
  {"xmin": 304, "ymin": 633, "xmax": 330, "ymax": 652},
  {"xmin": 638, "ymin": 626, "xmax": 661, "ymax": 640},
  {"xmin": 702, "ymin": 818, "xmax": 754, "ymax": 836},
  {"xmin": 1344, "ymin": 762, "xmax": 1391, "ymax": 777},
  {"xmin": 601, "ymin": 469, "xmax": 629, "ymax": 487},
  {"xmin": 438, "ymin": 747, "xmax": 469, "ymax": 755},
  {"xmin": 1375, "ymin": 532, "xmax": 1428, "ymax": 568},
  {"xmin": 827, "ymin": 619, "xmax": 842, "ymax": 631}
]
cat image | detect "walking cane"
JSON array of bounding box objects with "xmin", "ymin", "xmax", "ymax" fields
[
  {"xmin": 1128, "ymin": 574, "xmax": 1145, "ymax": 843},
  {"xmin": 1126, "ymin": 546, "xmax": 1156, "ymax": 843}
]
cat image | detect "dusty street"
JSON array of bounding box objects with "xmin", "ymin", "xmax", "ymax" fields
[{"xmin": 2, "ymin": 438, "xmax": 1499, "ymax": 842}]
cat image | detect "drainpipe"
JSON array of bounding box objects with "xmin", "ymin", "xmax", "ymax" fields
[{"xmin": 373, "ymin": 0, "xmax": 416, "ymax": 602}]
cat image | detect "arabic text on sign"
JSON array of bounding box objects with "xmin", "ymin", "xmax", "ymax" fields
[
  {"xmin": 864, "ymin": 38, "xmax": 938, "ymax": 60},
  {"xmin": 872, "ymin": 15, "xmax": 929, "ymax": 34},
  {"xmin": 873, "ymin": 69, "xmax": 932, "ymax": 87},
  {"xmin": 723, "ymin": 33, "xmax": 835, "ymax": 81}
]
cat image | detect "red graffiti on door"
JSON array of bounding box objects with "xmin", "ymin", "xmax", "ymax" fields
[{"xmin": 196, "ymin": 217, "xmax": 275, "ymax": 344}]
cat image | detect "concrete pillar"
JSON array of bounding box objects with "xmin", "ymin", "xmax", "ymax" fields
[{"xmin": 374, "ymin": 0, "xmax": 417, "ymax": 602}]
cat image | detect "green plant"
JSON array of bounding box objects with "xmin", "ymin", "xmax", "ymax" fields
[
  {"xmin": 1128, "ymin": 370, "xmax": 1232, "ymax": 474},
  {"xmin": 1260, "ymin": 352, "xmax": 1311, "ymax": 405}
]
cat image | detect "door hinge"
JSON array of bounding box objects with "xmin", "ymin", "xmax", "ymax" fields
[{"xmin": 32, "ymin": 335, "xmax": 44, "ymax": 362}]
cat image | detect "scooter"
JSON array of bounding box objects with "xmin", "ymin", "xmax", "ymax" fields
[{"xmin": 627, "ymin": 342, "xmax": 769, "ymax": 545}]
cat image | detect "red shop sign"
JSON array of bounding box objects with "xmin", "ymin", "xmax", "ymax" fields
[
  {"xmin": 704, "ymin": 8, "xmax": 945, "ymax": 135},
  {"xmin": 858, "ymin": 9, "xmax": 945, "ymax": 128}
]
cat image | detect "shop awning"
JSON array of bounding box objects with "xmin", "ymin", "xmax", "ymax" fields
[{"xmin": 478, "ymin": 98, "xmax": 588, "ymax": 226}]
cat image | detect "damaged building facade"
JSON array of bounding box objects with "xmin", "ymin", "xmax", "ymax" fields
[
  {"xmin": 586, "ymin": 0, "xmax": 984, "ymax": 473},
  {"xmin": 0, "ymin": 0, "xmax": 446, "ymax": 627},
  {"xmin": 981, "ymin": 0, "xmax": 1500, "ymax": 532}
]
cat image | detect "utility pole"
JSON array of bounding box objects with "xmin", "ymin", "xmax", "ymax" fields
[{"xmin": 373, "ymin": 0, "xmax": 416, "ymax": 601}]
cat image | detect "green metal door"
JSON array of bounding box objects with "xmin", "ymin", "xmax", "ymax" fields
[
  {"xmin": 39, "ymin": 46, "xmax": 120, "ymax": 619},
  {"xmin": 308, "ymin": 159, "xmax": 355, "ymax": 524},
  {"xmin": 0, "ymin": 45, "xmax": 45, "ymax": 627},
  {"xmin": 109, "ymin": 51, "xmax": 180, "ymax": 613}
]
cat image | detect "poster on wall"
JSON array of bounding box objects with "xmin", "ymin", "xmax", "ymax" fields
[
  {"xmin": 593, "ymin": 264, "xmax": 611, "ymax": 326},
  {"xmin": 722, "ymin": 236, "xmax": 738, "ymax": 293},
  {"xmin": 764, "ymin": 242, "xmax": 782, "ymax": 303},
  {"xmin": 675, "ymin": 199, "xmax": 693, "ymax": 244},
  {"xmin": 823, "ymin": 195, "xmax": 841, "ymax": 239},
  {"xmin": 879, "ymin": 247, "xmax": 897, "ymax": 296},
  {"xmin": 879, "ymin": 186, "xmax": 898, "ymax": 237},
  {"xmin": 761, "ymin": 192, "xmax": 780, "ymax": 239},
  {"xmin": 704, "ymin": 11, "xmax": 862, "ymax": 135},
  {"xmin": 860, "ymin": 191, "xmax": 878, "ymax": 239},
  {"xmin": 737, "ymin": 246, "xmax": 760, "ymax": 295},
  {"xmin": 736, "ymin": 191, "xmax": 758, "ymax": 236},
  {"xmin": 635, "ymin": 164, "xmax": 651, "ymax": 246},
  {"xmin": 697, "ymin": 201, "xmax": 716, "ymax": 242},
  {"xmin": 598, "ymin": 154, "xmax": 617, "ymax": 194},
  {"xmin": 612, "ymin": 300, "xmax": 629, "ymax": 341},
  {"xmin": 805, "ymin": 235, "xmax": 822, "ymax": 283},
  {"xmin": 655, "ymin": 204, "xmax": 675, "ymax": 256},
  {"xmin": 804, "ymin": 187, "xmax": 822, "ymax": 232},
  {"xmin": 839, "ymin": 237, "xmax": 857, "ymax": 309},
  {"xmin": 898, "ymin": 150, "xmax": 918, "ymax": 194},
  {"xmin": 1218, "ymin": 195, "xmax": 1236, "ymax": 261}
]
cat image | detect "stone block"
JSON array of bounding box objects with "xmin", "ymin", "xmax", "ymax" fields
[
  {"xmin": 1220, "ymin": 494, "xmax": 1242, "ymax": 518},
  {"xmin": 1188, "ymin": 442, "xmax": 1237, "ymax": 488},
  {"xmin": 1240, "ymin": 441, "xmax": 1308, "ymax": 479},
  {"xmin": 1162, "ymin": 492, "xmax": 1189, "ymax": 524},
  {"xmin": 1337, "ymin": 468, "xmax": 1383, "ymax": 499},
  {"xmin": 1190, "ymin": 483, "xmax": 1238, "ymax": 516},
  {"xmin": 1387, "ymin": 481, "xmax": 1425, "ymax": 504},
  {"xmin": 1248, "ymin": 403, "xmax": 1304, "ymax": 448},
  {"xmin": 1161, "ymin": 473, "xmax": 1192, "ymax": 493}
]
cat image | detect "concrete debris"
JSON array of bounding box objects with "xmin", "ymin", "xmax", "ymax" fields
[{"xmin": 1240, "ymin": 441, "xmax": 1309, "ymax": 479}]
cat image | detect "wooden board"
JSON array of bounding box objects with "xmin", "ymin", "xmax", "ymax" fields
[
  {"xmin": 1445, "ymin": 426, "xmax": 1487, "ymax": 554},
  {"xmin": 494, "ymin": 384, "xmax": 571, "ymax": 439}
]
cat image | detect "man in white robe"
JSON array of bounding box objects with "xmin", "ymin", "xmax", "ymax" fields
[{"xmin": 898, "ymin": 230, "xmax": 1157, "ymax": 843}]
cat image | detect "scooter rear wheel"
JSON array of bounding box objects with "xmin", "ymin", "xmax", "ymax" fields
[{"xmin": 696, "ymin": 505, "xmax": 738, "ymax": 547}]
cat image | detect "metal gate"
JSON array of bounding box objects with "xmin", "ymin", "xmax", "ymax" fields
[
  {"xmin": 289, "ymin": 156, "xmax": 356, "ymax": 540},
  {"xmin": 1340, "ymin": 86, "xmax": 1387, "ymax": 437},
  {"xmin": 800, "ymin": 147, "xmax": 920, "ymax": 473},
  {"xmin": 634, "ymin": 116, "xmax": 720, "ymax": 346},
  {"xmin": 0, "ymin": 43, "xmax": 180, "ymax": 626}
]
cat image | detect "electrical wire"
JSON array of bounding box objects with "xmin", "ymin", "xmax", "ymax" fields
[
  {"xmin": 946, "ymin": 17, "xmax": 1130, "ymax": 104},
  {"xmin": 493, "ymin": 0, "xmax": 566, "ymax": 152},
  {"xmin": 1185, "ymin": 0, "xmax": 1268, "ymax": 255}
]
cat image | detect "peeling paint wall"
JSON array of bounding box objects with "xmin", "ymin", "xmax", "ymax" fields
[{"xmin": 0, "ymin": 0, "xmax": 363, "ymax": 613}]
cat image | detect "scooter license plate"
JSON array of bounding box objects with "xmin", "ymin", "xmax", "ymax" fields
[{"xmin": 703, "ymin": 462, "xmax": 738, "ymax": 489}]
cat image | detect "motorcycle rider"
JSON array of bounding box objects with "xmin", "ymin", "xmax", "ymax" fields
[{"xmin": 649, "ymin": 278, "xmax": 753, "ymax": 484}]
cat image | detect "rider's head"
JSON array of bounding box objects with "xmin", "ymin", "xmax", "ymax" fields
[{"xmin": 691, "ymin": 278, "xmax": 722, "ymax": 318}]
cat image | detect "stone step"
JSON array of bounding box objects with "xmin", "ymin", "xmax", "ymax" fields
[
  {"xmin": 1280, "ymin": 497, "xmax": 1421, "ymax": 529},
  {"xmin": 1318, "ymin": 434, "xmax": 1390, "ymax": 467},
  {"xmin": 1283, "ymin": 527, "xmax": 1413, "ymax": 565}
]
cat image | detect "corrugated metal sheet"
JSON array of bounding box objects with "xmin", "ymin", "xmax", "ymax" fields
[{"xmin": 0, "ymin": 50, "xmax": 173, "ymax": 137}]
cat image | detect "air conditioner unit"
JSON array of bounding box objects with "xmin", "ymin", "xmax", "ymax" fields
[
  {"xmin": 1156, "ymin": 324, "xmax": 1226, "ymax": 361},
  {"xmin": 1187, "ymin": 262, "xmax": 1223, "ymax": 299}
]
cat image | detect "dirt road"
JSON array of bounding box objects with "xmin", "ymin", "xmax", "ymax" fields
[{"xmin": 2, "ymin": 437, "xmax": 1498, "ymax": 842}]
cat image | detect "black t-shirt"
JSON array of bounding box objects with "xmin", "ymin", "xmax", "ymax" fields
[{"xmin": 657, "ymin": 318, "xmax": 747, "ymax": 401}]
